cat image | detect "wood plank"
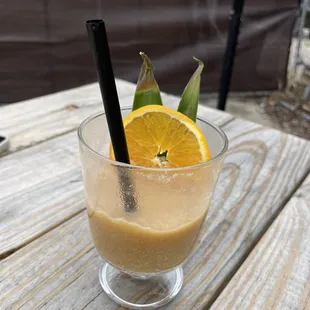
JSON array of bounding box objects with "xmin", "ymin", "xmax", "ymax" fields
[
  {"xmin": 0, "ymin": 169, "xmax": 84, "ymax": 258},
  {"xmin": 0, "ymin": 97, "xmax": 232, "ymax": 258},
  {"xmin": 211, "ymin": 174, "xmax": 310, "ymax": 310},
  {"xmin": 0, "ymin": 80, "xmax": 134, "ymax": 154},
  {"xmin": 0, "ymin": 212, "xmax": 96, "ymax": 310},
  {"xmin": 0, "ymin": 79, "xmax": 231, "ymax": 155},
  {"xmin": 0, "ymin": 131, "xmax": 79, "ymax": 202},
  {"xmin": 1, "ymin": 119, "xmax": 310, "ymax": 309}
]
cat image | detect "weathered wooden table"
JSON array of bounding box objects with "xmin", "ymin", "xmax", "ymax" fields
[{"xmin": 1, "ymin": 79, "xmax": 310, "ymax": 310}]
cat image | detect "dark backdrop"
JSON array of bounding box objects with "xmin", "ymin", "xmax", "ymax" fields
[{"xmin": 0, "ymin": 0, "xmax": 299, "ymax": 103}]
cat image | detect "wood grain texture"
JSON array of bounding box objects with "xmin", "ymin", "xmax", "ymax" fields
[
  {"xmin": 211, "ymin": 174, "xmax": 310, "ymax": 310},
  {"xmin": 0, "ymin": 95, "xmax": 232, "ymax": 258},
  {"xmin": 0, "ymin": 130, "xmax": 84, "ymax": 257},
  {"xmin": 0, "ymin": 80, "xmax": 133, "ymax": 154},
  {"xmin": 0, "ymin": 79, "xmax": 231, "ymax": 155},
  {"xmin": 1, "ymin": 119, "xmax": 310, "ymax": 309}
]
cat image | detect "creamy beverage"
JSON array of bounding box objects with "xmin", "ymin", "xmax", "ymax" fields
[{"xmin": 85, "ymin": 165, "xmax": 216, "ymax": 274}]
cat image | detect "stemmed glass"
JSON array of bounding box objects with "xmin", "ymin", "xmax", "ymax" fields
[{"xmin": 78, "ymin": 107, "xmax": 228, "ymax": 309}]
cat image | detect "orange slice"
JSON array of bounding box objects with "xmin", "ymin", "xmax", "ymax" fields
[{"xmin": 110, "ymin": 105, "xmax": 211, "ymax": 168}]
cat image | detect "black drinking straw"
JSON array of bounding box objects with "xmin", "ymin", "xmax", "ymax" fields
[{"xmin": 86, "ymin": 19, "xmax": 137, "ymax": 212}]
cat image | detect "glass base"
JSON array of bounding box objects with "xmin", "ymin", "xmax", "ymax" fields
[{"xmin": 99, "ymin": 262, "xmax": 183, "ymax": 309}]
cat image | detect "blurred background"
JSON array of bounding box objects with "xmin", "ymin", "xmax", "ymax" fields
[{"xmin": 1, "ymin": 0, "xmax": 309, "ymax": 138}]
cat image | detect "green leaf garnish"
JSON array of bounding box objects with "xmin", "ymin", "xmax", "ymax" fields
[
  {"xmin": 177, "ymin": 57, "xmax": 204, "ymax": 122},
  {"xmin": 132, "ymin": 52, "xmax": 163, "ymax": 111}
]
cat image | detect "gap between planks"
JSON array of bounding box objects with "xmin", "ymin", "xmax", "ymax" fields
[
  {"xmin": 0, "ymin": 207, "xmax": 84, "ymax": 260},
  {"xmin": 0, "ymin": 80, "xmax": 136, "ymax": 156}
]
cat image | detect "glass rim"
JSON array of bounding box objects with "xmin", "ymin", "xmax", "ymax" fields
[{"xmin": 77, "ymin": 107, "xmax": 229, "ymax": 172}]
